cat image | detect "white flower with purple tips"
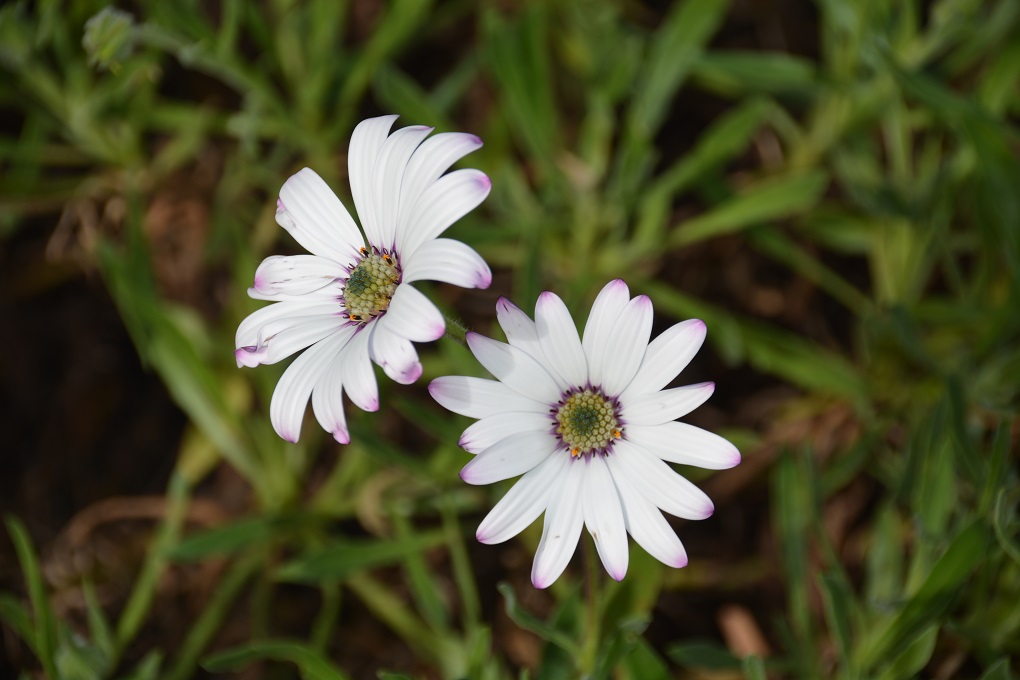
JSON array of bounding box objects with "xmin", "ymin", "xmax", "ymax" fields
[
  {"xmin": 429, "ymin": 280, "xmax": 740, "ymax": 588},
  {"xmin": 236, "ymin": 115, "xmax": 492, "ymax": 444}
]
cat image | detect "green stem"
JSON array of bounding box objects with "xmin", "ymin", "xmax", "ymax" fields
[
  {"xmin": 441, "ymin": 500, "xmax": 481, "ymax": 632},
  {"xmin": 580, "ymin": 536, "xmax": 603, "ymax": 678},
  {"xmin": 443, "ymin": 314, "xmax": 469, "ymax": 345}
]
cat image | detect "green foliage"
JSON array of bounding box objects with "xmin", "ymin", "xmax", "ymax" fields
[{"xmin": 1, "ymin": 0, "xmax": 1018, "ymax": 678}]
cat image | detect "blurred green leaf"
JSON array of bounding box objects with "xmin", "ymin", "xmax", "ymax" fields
[
  {"xmin": 819, "ymin": 572, "xmax": 855, "ymax": 673},
  {"xmin": 865, "ymin": 504, "xmax": 905, "ymax": 607},
  {"xmin": 980, "ymin": 658, "xmax": 1016, "ymax": 680},
  {"xmin": 483, "ymin": 5, "xmax": 560, "ymax": 174},
  {"xmin": 647, "ymin": 282, "xmax": 867, "ymax": 399},
  {"xmin": 115, "ymin": 474, "xmax": 189, "ymax": 654},
  {"xmin": 167, "ymin": 516, "xmax": 300, "ymax": 561},
  {"xmin": 119, "ymin": 651, "xmax": 163, "ymax": 680},
  {"xmin": 277, "ymin": 531, "xmax": 447, "ymax": 582},
  {"xmin": 82, "ymin": 581, "xmax": 114, "ymax": 663},
  {"xmin": 498, "ymin": 582, "xmax": 580, "ymax": 658},
  {"xmin": 627, "ymin": 0, "xmax": 729, "ymax": 137},
  {"xmin": 666, "ymin": 639, "xmax": 741, "ymax": 670},
  {"xmin": 857, "ymin": 520, "xmax": 991, "ymax": 670},
  {"xmin": 203, "ymin": 640, "xmax": 350, "ymax": 680},
  {"xmin": 0, "ymin": 593, "xmax": 38, "ymax": 658},
  {"xmin": 694, "ymin": 50, "xmax": 818, "ymax": 96},
  {"xmin": 82, "ymin": 7, "xmax": 136, "ymax": 72},
  {"xmin": 668, "ymin": 171, "xmax": 829, "ymax": 249},
  {"xmin": 620, "ymin": 637, "xmax": 671, "ymax": 680},
  {"xmin": 4, "ymin": 515, "xmax": 57, "ymax": 679},
  {"xmin": 772, "ymin": 452, "xmax": 815, "ymax": 666},
  {"xmin": 743, "ymin": 655, "xmax": 768, "ymax": 680},
  {"xmin": 877, "ymin": 624, "xmax": 938, "ymax": 680}
]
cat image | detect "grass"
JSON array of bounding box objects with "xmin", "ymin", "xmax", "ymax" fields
[{"xmin": 1, "ymin": 0, "xmax": 1018, "ymax": 678}]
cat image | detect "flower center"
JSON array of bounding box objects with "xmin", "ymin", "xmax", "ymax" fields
[
  {"xmin": 342, "ymin": 248, "xmax": 400, "ymax": 322},
  {"xmin": 554, "ymin": 388, "xmax": 622, "ymax": 458}
]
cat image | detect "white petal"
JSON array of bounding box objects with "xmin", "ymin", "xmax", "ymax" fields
[
  {"xmin": 621, "ymin": 319, "xmax": 707, "ymax": 400},
  {"xmin": 383, "ymin": 284, "xmax": 445, "ymax": 342},
  {"xmin": 369, "ymin": 125, "xmax": 434, "ymax": 249},
  {"xmin": 535, "ymin": 292, "xmax": 587, "ymax": 388},
  {"xmin": 582, "ymin": 280, "xmax": 630, "ymax": 388},
  {"xmin": 252, "ymin": 255, "xmax": 344, "ymax": 296},
  {"xmin": 459, "ymin": 411, "xmax": 552, "ymax": 454},
  {"xmin": 606, "ymin": 440, "xmax": 714, "ymax": 520},
  {"xmin": 397, "ymin": 132, "xmax": 483, "ymax": 246},
  {"xmin": 269, "ymin": 328, "xmax": 353, "ymax": 442},
  {"xmin": 400, "ymin": 238, "xmax": 492, "ymax": 289},
  {"xmin": 477, "ymin": 452, "xmax": 570, "ymax": 544},
  {"xmin": 531, "ymin": 459, "xmax": 586, "ymax": 589},
  {"xmin": 310, "ymin": 329, "xmax": 357, "ymax": 445},
  {"xmin": 466, "ymin": 333, "xmax": 561, "ymax": 404},
  {"xmin": 369, "ymin": 320, "xmax": 422, "ymax": 385},
  {"xmin": 625, "ymin": 422, "xmax": 741, "ymax": 469},
  {"xmin": 247, "ymin": 280, "xmax": 345, "ymax": 303},
  {"xmin": 236, "ymin": 314, "xmax": 346, "ymax": 367},
  {"xmin": 610, "ymin": 463, "xmax": 688, "ymax": 568},
  {"xmin": 348, "ymin": 115, "xmax": 399, "ymax": 246},
  {"xmin": 278, "ymin": 168, "xmax": 363, "ymax": 263},
  {"xmin": 429, "ymin": 377, "xmax": 550, "ymax": 418},
  {"xmin": 235, "ymin": 301, "xmax": 341, "ymax": 356},
  {"xmin": 621, "ymin": 382, "xmax": 715, "ymax": 426},
  {"xmin": 459, "ymin": 430, "xmax": 558, "ymax": 485},
  {"xmin": 398, "ymin": 169, "xmax": 491, "ymax": 260},
  {"xmin": 582, "ymin": 455, "xmax": 629, "ymax": 580},
  {"xmin": 339, "ymin": 327, "xmax": 378, "ymax": 412},
  {"xmin": 600, "ymin": 295, "xmax": 653, "ymax": 397},
  {"xmin": 495, "ymin": 297, "xmax": 568, "ymax": 391}
]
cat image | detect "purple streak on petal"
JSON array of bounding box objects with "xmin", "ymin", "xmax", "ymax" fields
[{"xmin": 333, "ymin": 427, "xmax": 351, "ymax": 445}]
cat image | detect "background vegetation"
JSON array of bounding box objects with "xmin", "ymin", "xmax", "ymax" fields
[{"xmin": 1, "ymin": 0, "xmax": 1018, "ymax": 678}]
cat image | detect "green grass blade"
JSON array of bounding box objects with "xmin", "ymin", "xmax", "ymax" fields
[
  {"xmin": 203, "ymin": 640, "xmax": 351, "ymax": 680},
  {"xmin": 856, "ymin": 520, "xmax": 991, "ymax": 670},
  {"xmin": 4, "ymin": 515, "xmax": 57, "ymax": 679},
  {"xmin": 276, "ymin": 531, "xmax": 447, "ymax": 582},
  {"xmin": 497, "ymin": 582, "xmax": 580, "ymax": 657},
  {"xmin": 667, "ymin": 171, "xmax": 829, "ymax": 249}
]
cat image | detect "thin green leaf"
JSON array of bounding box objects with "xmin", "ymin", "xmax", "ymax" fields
[
  {"xmin": 857, "ymin": 520, "xmax": 990, "ymax": 670},
  {"xmin": 979, "ymin": 658, "xmax": 1015, "ymax": 680},
  {"xmin": 82, "ymin": 580, "xmax": 113, "ymax": 661},
  {"xmin": 743, "ymin": 655, "xmax": 768, "ymax": 680},
  {"xmin": 0, "ymin": 594, "xmax": 38, "ymax": 657},
  {"xmin": 693, "ymin": 50, "xmax": 818, "ymax": 96},
  {"xmin": 167, "ymin": 516, "xmax": 289, "ymax": 561},
  {"xmin": 877, "ymin": 625, "xmax": 938, "ymax": 680},
  {"xmin": 819, "ymin": 573, "xmax": 855, "ymax": 673},
  {"xmin": 497, "ymin": 582, "xmax": 580, "ymax": 657},
  {"xmin": 666, "ymin": 639, "xmax": 741, "ymax": 670},
  {"xmin": 277, "ymin": 531, "xmax": 447, "ymax": 583},
  {"xmin": 203, "ymin": 640, "xmax": 350, "ymax": 680},
  {"xmin": 4, "ymin": 515, "xmax": 57, "ymax": 679},
  {"xmin": 115, "ymin": 474, "xmax": 189, "ymax": 654},
  {"xmin": 667, "ymin": 171, "xmax": 829, "ymax": 249}
]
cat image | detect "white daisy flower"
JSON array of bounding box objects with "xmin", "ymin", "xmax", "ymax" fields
[
  {"xmin": 429, "ymin": 280, "xmax": 740, "ymax": 588},
  {"xmin": 236, "ymin": 115, "xmax": 492, "ymax": 444}
]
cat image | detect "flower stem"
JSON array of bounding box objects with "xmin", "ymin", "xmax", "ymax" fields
[
  {"xmin": 443, "ymin": 314, "xmax": 469, "ymax": 345},
  {"xmin": 580, "ymin": 535, "xmax": 603, "ymax": 678}
]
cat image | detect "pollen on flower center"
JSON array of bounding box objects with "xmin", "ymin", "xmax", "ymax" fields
[
  {"xmin": 554, "ymin": 388, "xmax": 622, "ymax": 458},
  {"xmin": 342, "ymin": 249, "xmax": 400, "ymax": 322}
]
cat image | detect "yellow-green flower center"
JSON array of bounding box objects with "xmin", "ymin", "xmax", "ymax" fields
[
  {"xmin": 343, "ymin": 251, "xmax": 399, "ymax": 322},
  {"xmin": 555, "ymin": 389, "xmax": 621, "ymax": 457}
]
